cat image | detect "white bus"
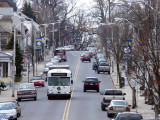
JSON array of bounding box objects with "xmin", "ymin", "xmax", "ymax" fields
[{"xmin": 47, "ymin": 68, "xmax": 73, "ymax": 99}]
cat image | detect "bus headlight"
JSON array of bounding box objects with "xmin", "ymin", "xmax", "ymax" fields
[
  {"xmin": 65, "ymin": 92, "xmax": 71, "ymax": 94},
  {"xmin": 47, "ymin": 89, "xmax": 53, "ymax": 94}
]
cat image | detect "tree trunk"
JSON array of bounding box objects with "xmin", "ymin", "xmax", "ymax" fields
[
  {"xmin": 117, "ymin": 63, "xmax": 122, "ymax": 88},
  {"xmin": 132, "ymin": 87, "xmax": 137, "ymax": 108}
]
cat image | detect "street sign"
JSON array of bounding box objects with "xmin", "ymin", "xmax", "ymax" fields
[
  {"xmin": 36, "ymin": 38, "xmax": 42, "ymax": 50},
  {"xmin": 123, "ymin": 40, "xmax": 132, "ymax": 60}
]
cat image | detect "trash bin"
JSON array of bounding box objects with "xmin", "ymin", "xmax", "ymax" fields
[{"xmin": 121, "ymin": 77, "xmax": 125, "ymax": 87}]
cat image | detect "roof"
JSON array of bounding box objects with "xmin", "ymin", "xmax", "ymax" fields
[
  {"xmin": 0, "ymin": 0, "xmax": 17, "ymax": 11},
  {"xmin": 48, "ymin": 69, "xmax": 71, "ymax": 74}
]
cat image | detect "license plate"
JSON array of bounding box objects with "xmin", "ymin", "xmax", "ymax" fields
[
  {"xmin": 90, "ymin": 83, "xmax": 93, "ymax": 85},
  {"xmin": 116, "ymin": 108, "xmax": 124, "ymax": 111}
]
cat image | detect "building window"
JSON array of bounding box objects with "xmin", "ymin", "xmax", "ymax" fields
[{"xmin": 1, "ymin": 39, "xmax": 7, "ymax": 49}]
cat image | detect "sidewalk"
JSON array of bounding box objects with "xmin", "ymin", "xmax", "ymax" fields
[
  {"xmin": 111, "ymin": 68, "xmax": 155, "ymax": 119},
  {"xmin": 0, "ymin": 49, "xmax": 53, "ymax": 102}
]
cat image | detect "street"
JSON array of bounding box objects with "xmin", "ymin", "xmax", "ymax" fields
[{"xmin": 18, "ymin": 51, "xmax": 114, "ymax": 120}]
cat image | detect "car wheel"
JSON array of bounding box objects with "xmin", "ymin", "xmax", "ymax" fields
[
  {"xmin": 42, "ymin": 84, "xmax": 44, "ymax": 87},
  {"xmin": 14, "ymin": 118, "xmax": 17, "ymax": 120},
  {"xmin": 17, "ymin": 98, "xmax": 21, "ymax": 101},
  {"xmin": 97, "ymin": 89, "xmax": 99, "ymax": 92},
  {"xmin": 82, "ymin": 60, "xmax": 83, "ymax": 62},
  {"xmin": 108, "ymin": 71, "xmax": 110, "ymax": 74},
  {"xmin": 19, "ymin": 111, "xmax": 21, "ymax": 117},
  {"xmin": 107, "ymin": 113, "xmax": 111, "ymax": 117},
  {"xmin": 83, "ymin": 88, "xmax": 86, "ymax": 92},
  {"xmin": 89, "ymin": 60, "xmax": 91, "ymax": 62},
  {"xmin": 34, "ymin": 97, "xmax": 37, "ymax": 101},
  {"xmin": 101, "ymin": 106, "xmax": 105, "ymax": 111},
  {"xmin": 97, "ymin": 71, "xmax": 100, "ymax": 74}
]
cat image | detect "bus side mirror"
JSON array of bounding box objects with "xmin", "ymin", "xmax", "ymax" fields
[{"xmin": 71, "ymin": 80, "xmax": 73, "ymax": 84}]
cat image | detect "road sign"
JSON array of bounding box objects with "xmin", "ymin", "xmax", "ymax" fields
[
  {"xmin": 36, "ymin": 38, "xmax": 42, "ymax": 50},
  {"xmin": 106, "ymin": 37, "xmax": 111, "ymax": 49},
  {"xmin": 123, "ymin": 40, "xmax": 132, "ymax": 60}
]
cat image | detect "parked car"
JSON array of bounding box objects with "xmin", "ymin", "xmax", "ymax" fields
[
  {"xmin": 17, "ymin": 83, "xmax": 37, "ymax": 101},
  {"xmin": 100, "ymin": 89, "xmax": 126, "ymax": 111},
  {"xmin": 52, "ymin": 55, "xmax": 62, "ymax": 62},
  {"xmin": 106, "ymin": 100, "xmax": 131, "ymax": 117},
  {"xmin": 98, "ymin": 58, "xmax": 106, "ymax": 63},
  {"xmin": 97, "ymin": 62, "xmax": 110, "ymax": 74},
  {"xmin": 81, "ymin": 54, "xmax": 91, "ymax": 62},
  {"xmin": 44, "ymin": 62, "xmax": 55, "ymax": 74},
  {"xmin": 82, "ymin": 77, "xmax": 101, "ymax": 92},
  {"xmin": 30, "ymin": 76, "xmax": 45, "ymax": 87},
  {"xmin": 113, "ymin": 112, "xmax": 143, "ymax": 120},
  {"xmin": 10, "ymin": 101, "xmax": 21, "ymax": 117},
  {"xmin": 0, "ymin": 102, "xmax": 18, "ymax": 120},
  {"xmin": 0, "ymin": 113, "xmax": 8, "ymax": 120}
]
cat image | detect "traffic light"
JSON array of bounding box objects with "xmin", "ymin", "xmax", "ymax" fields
[
  {"xmin": 82, "ymin": 26, "xmax": 84, "ymax": 30},
  {"xmin": 65, "ymin": 26, "xmax": 67, "ymax": 31}
]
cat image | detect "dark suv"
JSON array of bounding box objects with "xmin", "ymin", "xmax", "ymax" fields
[{"xmin": 83, "ymin": 77, "xmax": 101, "ymax": 92}]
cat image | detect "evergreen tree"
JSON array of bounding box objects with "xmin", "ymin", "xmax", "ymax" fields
[
  {"xmin": 22, "ymin": 1, "xmax": 36, "ymax": 22},
  {"xmin": 6, "ymin": 37, "xmax": 24, "ymax": 77}
]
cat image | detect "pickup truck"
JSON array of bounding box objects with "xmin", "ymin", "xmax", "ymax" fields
[
  {"xmin": 97, "ymin": 62, "xmax": 110, "ymax": 74},
  {"xmin": 100, "ymin": 89, "xmax": 126, "ymax": 111}
]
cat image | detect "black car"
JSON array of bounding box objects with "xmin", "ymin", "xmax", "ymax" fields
[
  {"xmin": 113, "ymin": 112, "xmax": 143, "ymax": 120},
  {"xmin": 83, "ymin": 77, "xmax": 101, "ymax": 92}
]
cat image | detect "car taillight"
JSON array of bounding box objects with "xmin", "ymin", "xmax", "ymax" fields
[
  {"xmin": 103, "ymin": 97, "xmax": 105, "ymax": 102},
  {"xmin": 84, "ymin": 83, "xmax": 88, "ymax": 85},
  {"xmin": 109, "ymin": 106, "xmax": 113, "ymax": 110},
  {"xmin": 33, "ymin": 90, "xmax": 36, "ymax": 94},
  {"xmin": 123, "ymin": 97, "xmax": 125, "ymax": 100},
  {"xmin": 126, "ymin": 107, "xmax": 130, "ymax": 111},
  {"xmin": 96, "ymin": 83, "xmax": 99, "ymax": 86},
  {"xmin": 17, "ymin": 91, "xmax": 22, "ymax": 95}
]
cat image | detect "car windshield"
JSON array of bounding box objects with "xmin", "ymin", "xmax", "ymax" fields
[
  {"xmin": 32, "ymin": 77, "xmax": 42, "ymax": 80},
  {"xmin": 48, "ymin": 77, "xmax": 70, "ymax": 86},
  {"xmin": 105, "ymin": 90, "xmax": 123, "ymax": 95},
  {"xmin": 86, "ymin": 78, "xmax": 98, "ymax": 82},
  {"xmin": 83, "ymin": 54, "xmax": 89, "ymax": 57},
  {"xmin": 112, "ymin": 101, "xmax": 126, "ymax": 105},
  {"xmin": 117, "ymin": 114, "xmax": 143, "ymax": 120},
  {"xmin": 0, "ymin": 114, "xmax": 5, "ymax": 119},
  {"xmin": 0, "ymin": 103, "xmax": 14, "ymax": 110},
  {"xmin": 100, "ymin": 63, "xmax": 109, "ymax": 66},
  {"xmin": 19, "ymin": 84, "xmax": 35, "ymax": 90}
]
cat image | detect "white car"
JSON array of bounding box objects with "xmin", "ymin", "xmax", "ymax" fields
[
  {"xmin": 0, "ymin": 102, "xmax": 18, "ymax": 120},
  {"xmin": 44, "ymin": 62, "xmax": 54, "ymax": 74}
]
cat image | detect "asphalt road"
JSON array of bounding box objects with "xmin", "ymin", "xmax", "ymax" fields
[{"xmin": 18, "ymin": 51, "xmax": 114, "ymax": 120}]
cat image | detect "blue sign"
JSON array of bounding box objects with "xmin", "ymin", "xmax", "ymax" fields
[
  {"xmin": 123, "ymin": 40, "xmax": 132, "ymax": 60},
  {"xmin": 106, "ymin": 37, "xmax": 111, "ymax": 49},
  {"xmin": 36, "ymin": 38, "xmax": 42, "ymax": 50}
]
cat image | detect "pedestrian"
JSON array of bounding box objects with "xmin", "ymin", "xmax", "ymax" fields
[{"xmin": 94, "ymin": 63, "xmax": 98, "ymax": 72}]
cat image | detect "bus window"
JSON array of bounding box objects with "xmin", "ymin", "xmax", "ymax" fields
[
  {"xmin": 60, "ymin": 77, "xmax": 70, "ymax": 86},
  {"xmin": 48, "ymin": 77, "xmax": 59, "ymax": 86}
]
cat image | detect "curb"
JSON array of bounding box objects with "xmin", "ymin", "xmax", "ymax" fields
[{"xmin": 110, "ymin": 73, "xmax": 118, "ymax": 89}]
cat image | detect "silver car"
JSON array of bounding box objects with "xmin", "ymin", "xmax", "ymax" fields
[
  {"xmin": 106, "ymin": 100, "xmax": 131, "ymax": 117},
  {"xmin": 0, "ymin": 102, "xmax": 17, "ymax": 120},
  {"xmin": 17, "ymin": 83, "xmax": 37, "ymax": 101}
]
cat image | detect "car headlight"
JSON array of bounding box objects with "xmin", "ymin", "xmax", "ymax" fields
[{"xmin": 65, "ymin": 92, "xmax": 71, "ymax": 94}]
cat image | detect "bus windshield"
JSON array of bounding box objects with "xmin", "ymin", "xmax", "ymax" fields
[{"xmin": 48, "ymin": 77, "xmax": 70, "ymax": 86}]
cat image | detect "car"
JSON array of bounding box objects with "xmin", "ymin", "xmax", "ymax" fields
[
  {"xmin": 50, "ymin": 59, "xmax": 59, "ymax": 64},
  {"xmin": 44, "ymin": 62, "xmax": 55, "ymax": 74},
  {"xmin": 0, "ymin": 113, "xmax": 8, "ymax": 120},
  {"xmin": 17, "ymin": 83, "xmax": 37, "ymax": 101},
  {"xmin": 97, "ymin": 62, "xmax": 110, "ymax": 74},
  {"xmin": 81, "ymin": 54, "xmax": 91, "ymax": 62},
  {"xmin": 113, "ymin": 112, "xmax": 143, "ymax": 120},
  {"xmin": 0, "ymin": 102, "xmax": 18, "ymax": 120},
  {"xmin": 101, "ymin": 89, "xmax": 126, "ymax": 111},
  {"xmin": 98, "ymin": 58, "xmax": 106, "ymax": 63},
  {"xmin": 9, "ymin": 101, "xmax": 21, "ymax": 117},
  {"xmin": 82, "ymin": 77, "xmax": 101, "ymax": 92},
  {"xmin": 30, "ymin": 76, "xmax": 45, "ymax": 87},
  {"xmin": 106, "ymin": 100, "xmax": 131, "ymax": 117}
]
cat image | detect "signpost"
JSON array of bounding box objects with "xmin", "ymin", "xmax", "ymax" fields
[{"xmin": 106, "ymin": 37, "xmax": 111, "ymax": 49}]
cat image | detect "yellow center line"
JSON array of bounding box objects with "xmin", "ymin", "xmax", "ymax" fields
[
  {"xmin": 62, "ymin": 56, "xmax": 80, "ymax": 120},
  {"xmin": 62, "ymin": 100, "xmax": 69, "ymax": 120}
]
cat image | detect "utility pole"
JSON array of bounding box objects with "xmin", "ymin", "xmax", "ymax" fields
[
  {"xmin": 52, "ymin": 24, "xmax": 55, "ymax": 57},
  {"xmin": 12, "ymin": 26, "xmax": 16, "ymax": 97}
]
